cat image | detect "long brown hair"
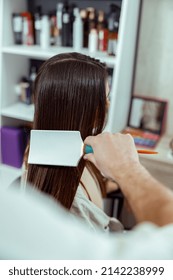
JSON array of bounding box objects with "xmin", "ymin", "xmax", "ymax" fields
[{"xmin": 27, "ymin": 52, "xmax": 108, "ymax": 209}]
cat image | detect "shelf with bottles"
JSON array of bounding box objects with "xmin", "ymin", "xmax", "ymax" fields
[
  {"xmin": 9, "ymin": 1, "xmax": 121, "ymax": 62},
  {"xmin": 0, "ymin": 0, "xmax": 142, "ymax": 181}
]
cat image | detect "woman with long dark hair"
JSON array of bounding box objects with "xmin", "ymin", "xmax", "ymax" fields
[{"xmin": 25, "ymin": 52, "xmax": 123, "ymax": 232}]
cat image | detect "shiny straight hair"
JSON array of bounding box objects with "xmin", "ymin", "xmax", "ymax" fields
[{"xmin": 27, "ymin": 52, "xmax": 108, "ymax": 209}]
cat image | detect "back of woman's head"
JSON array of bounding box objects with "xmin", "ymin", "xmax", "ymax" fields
[
  {"xmin": 27, "ymin": 52, "xmax": 108, "ymax": 209},
  {"xmin": 34, "ymin": 52, "xmax": 108, "ymax": 137}
]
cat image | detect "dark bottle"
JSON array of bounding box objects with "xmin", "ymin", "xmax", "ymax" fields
[
  {"xmin": 107, "ymin": 18, "xmax": 116, "ymax": 56},
  {"xmin": 34, "ymin": 6, "xmax": 42, "ymax": 45},
  {"xmin": 108, "ymin": 4, "xmax": 120, "ymax": 35},
  {"xmin": 87, "ymin": 7, "xmax": 97, "ymax": 32},
  {"xmin": 62, "ymin": 1, "xmax": 71, "ymax": 47},
  {"xmin": 97, "ymin": 10, "xmax": 107, "ymax": 32},
  {"xmin": 69, "ymin": 3, "xmax": 77, "ymax": 47},
  {"xmin": 107, "ymin": 4, "xmax": 120, "ymax": 56},
  {"xmin": 12, "ymin": 13, "xmax": 23, "ymax": 44},
  {"xmin": 80, "ymin": 9, "xmax": 89, "ymax": 48}
]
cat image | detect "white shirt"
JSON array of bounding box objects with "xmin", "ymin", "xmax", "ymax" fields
[
  {"xmin": 71, "ymin": 185, "xmax": 123, "ymax": 232},
  {"xmin": 1, "ymin": 185, "xmax": 173, "ymax": 259}
]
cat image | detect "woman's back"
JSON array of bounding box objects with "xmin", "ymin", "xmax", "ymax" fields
[{"xmin": 26, "ymin": 52, "xmax": 122, "ymax": 232}]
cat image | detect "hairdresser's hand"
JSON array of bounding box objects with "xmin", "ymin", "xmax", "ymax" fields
[{"xmin": 84, "ymin": 132, "xmax": 140, "ymax": 184}]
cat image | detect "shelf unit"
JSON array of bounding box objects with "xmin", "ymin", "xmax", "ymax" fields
[{"xmin": 0, "ymin": 0, "xmax": 141, "ymax": 185}]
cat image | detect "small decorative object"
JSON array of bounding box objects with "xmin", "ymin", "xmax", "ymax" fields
[
  {"xmin": 1, "ymin": 126, "xmax": 27, "ymax": 168},
  {"xmin": 123, "ymin": 96, "xmax": 168, "ymax": 148}
]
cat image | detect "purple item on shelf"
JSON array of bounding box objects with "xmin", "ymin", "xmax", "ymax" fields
[{"xmin": 1, "ymin": 126, "xmax": 27, "ymax": 168}]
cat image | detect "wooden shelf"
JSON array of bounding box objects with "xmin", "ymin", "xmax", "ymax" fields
[{"xmin": 2, "ymin": 45, "xmax": 116, "ymax": 67}]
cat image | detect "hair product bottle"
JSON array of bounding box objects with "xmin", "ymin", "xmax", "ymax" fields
[
  {"xmin": 88, "ymin": 28, "xmax": 98, "ymax": 53},
  {"xmin": 56, "ymin": 2, "xmax": 64, "ymax": 46},
  {"xmin": 87, "ymin": 7, "xmax": 97, "ymax": 32},
  {"xmin": 40, "ymin": 14, "xmax": 50, "ymax": 49},
  {"xmin": 34, "ymin": 6, "xmax": 42, "ymax": 45},
  {"xmin": 97, "ymin": 10, "xmax": 108, "ymax": 52},
  {"xmin": 21, "ymin": 12, "xmax": 34, "ymax": 46},
  {"xmin": 62, "ymin": 2, "xmax": 71, "ymax": 46},
  {"xmin": 12, "ymin": 13, "xmax": 23, "ymax": 44},
  {"xmin": 84, "ymin": 7, "xmax": 97, "ymax": 48},
  {"xmin": 107, "ymin": 17, "xmax": 116, "ymax": 56},
  {"xmin": 80, "ymin": 9, "xmax": 89, "ymax": 48},
  {"xmin": 50, "ymin": 11, "xmax": 57, "ymax": 46},
  {"xmin": 73, "ymin": 7, "xmax": 83, "ymax": 50},
  {"xmin": 97, "ymin": 10, "xmax": 106, "ymax": 32},
  {"xmin": 107, "ymin": 4, "xmax": 120, "ymax": 56},
  {"xmin": 69, "ymin": 3, "xmax": 76, "ymax": 47}
]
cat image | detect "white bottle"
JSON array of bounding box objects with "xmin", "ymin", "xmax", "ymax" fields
[
  {"xmin": 56, "ymin": 2, "xmax": 63, "ymax": 46},
  {"xmin": 40, "ymin": 15, "xmax": 50, "ymax": 49},
  {"xmin": 88, "ymin": 29, "xmax": 98, "ymax": 53},
  {"xmin": 73, "ymin": 8, "xmax": 83, "ymax": 50}
]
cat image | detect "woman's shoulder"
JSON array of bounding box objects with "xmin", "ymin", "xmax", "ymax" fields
[
  {"xmin": 71, "ymin": 186, "xmax": 123, "ymax": 232},
  {"xmin": 80, "ymin": 167, "xmax": 103, "ymax": 209}
]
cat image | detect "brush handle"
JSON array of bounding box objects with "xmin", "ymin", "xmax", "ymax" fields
[
  {"xmin": 84, "ymin": 145, "xmax": 93, "ymax": 154},
  {"xmin": 85, "ymin": 145, "xmax": 158, "ymax": 155}
]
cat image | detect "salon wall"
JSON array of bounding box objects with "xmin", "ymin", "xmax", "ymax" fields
[{"xmin": 133, "ymin": 0, "xmax": 173, "ymax": 135}]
